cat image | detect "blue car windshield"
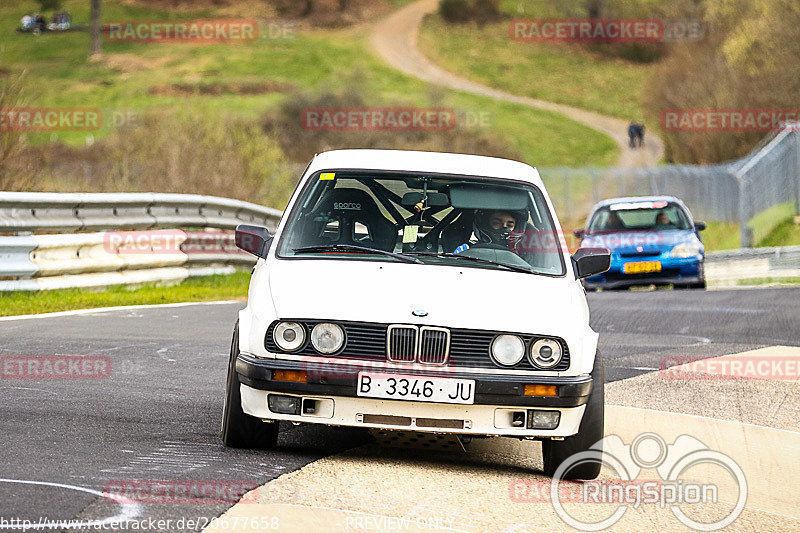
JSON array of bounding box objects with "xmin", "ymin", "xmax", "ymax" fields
[{"xmin": 588, "ymin": 202, "xmax": 691, "ymax": 232}]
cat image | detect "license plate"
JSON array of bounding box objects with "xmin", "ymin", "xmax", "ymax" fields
[
  {"xmin": 357, "ymin": 372, "xmax": 475, "ymax": 405},
  {"xmin": 624, "ymin": 261, "xmax": 662, "ymax": 274}
]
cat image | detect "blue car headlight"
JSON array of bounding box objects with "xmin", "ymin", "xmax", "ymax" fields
[{"xmin": 670, "ymin": 239, "xmax": 703, "ymax": 258}]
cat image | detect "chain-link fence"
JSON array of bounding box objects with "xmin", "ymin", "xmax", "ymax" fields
[{"xmin": 539, "ymin": 124, "xmax": 800, "ymax": 248}]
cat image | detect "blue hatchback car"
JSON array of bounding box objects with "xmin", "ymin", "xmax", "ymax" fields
[{"xmin": 576, "ymin": 196, "xmax": 706, "ymax": 290}]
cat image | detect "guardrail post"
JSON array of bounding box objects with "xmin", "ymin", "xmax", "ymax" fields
[
  {"xmin": 794, "ymin": 127, "xmax": 800, "ymax": 216},
  {"xmin": 732, "ymin": 169, "xmax": 752, "ymax": 249}
]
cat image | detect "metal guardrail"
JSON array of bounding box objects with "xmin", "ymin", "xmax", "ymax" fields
[
  {"xmin": 706, "ymin": 246, "xmax": 800, "ymax": 286},
  {"xmin": 0, "ymin": 192, "xmax": 283, "ymax": 234},
  {"xmin": 0, "ymin": 191, "xmax": 280, "ymax": 291},
  {"xmin": 0, "ymin": 229, "xmax": 256, "ymax": 291}
]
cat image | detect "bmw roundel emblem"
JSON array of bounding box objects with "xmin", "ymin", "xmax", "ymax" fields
[
  {"xmin": 411, "ymin": 309, "xmax": 428, "ymax": 317},
  {"xmin": 636, "ymin": 246, "xmax": 644, "ymax": 252}
]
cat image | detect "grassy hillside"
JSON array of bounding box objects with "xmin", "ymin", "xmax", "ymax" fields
[
  {"xmin": 418, "ymin": 10, "xmax": 654, "ymax": 121},
  {"xmin": 0, "ymin": 0, "xmax": 618, "ymax": 211}
]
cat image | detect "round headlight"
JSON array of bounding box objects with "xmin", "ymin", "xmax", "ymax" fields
[
  {"xmin": 273, "ymin": 322, "xmax": 305, "ymax": 352},
  {"xmin": 311, "ymin": 323, "xmax": 345, "ymax": 354},
  {"xmin": 529, "ymin": 338, "xmax": 563, "ymax": 368},
  {"xmin": 491, "ymin": 335, "xmax": 525, "ymax": 366}
]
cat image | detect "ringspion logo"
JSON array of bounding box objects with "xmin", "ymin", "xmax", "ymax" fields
[{"xmin": 533, "ymin": 433, "xmax": 748, "ymax": 531}]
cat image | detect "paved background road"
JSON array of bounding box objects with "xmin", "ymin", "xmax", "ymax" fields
[{"xmin": 1, "ymin": 288, "xmax": 798, "ymax": 530}]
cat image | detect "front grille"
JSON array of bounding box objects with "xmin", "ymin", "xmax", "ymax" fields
[
  {"xmin": 387, "ymin": 325, "xmax": 417, "ymax": 362},
  {"xmin": 415, "ymin": 418, "xmax": 465, "ymax": 429},
  {"xmin": 362, "ymin": 414, "xmax": 412, "ymax": 426},
  {"xmin": 265, "ymin": 320, "xmax": 569, "ymax": 371},
  {"xmin": 419, "ymin": 327, "xmax": 449, "ymax": 365}
]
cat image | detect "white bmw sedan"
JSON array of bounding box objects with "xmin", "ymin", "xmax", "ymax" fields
[{"xmin": 222, "ymin": 149, "xmax": 610, "ymax": 479}]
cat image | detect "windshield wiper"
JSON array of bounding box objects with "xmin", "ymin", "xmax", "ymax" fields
[
  {"xmin": 406, "ymin": 251, "xmax": 534, "ymax": 274},
  {"xmin": 293, "ymin": 244, "xmax": 423, "ymax": 264}
]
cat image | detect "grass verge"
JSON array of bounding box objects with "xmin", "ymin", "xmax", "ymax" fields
[
  {"xmin": 418, "ymin": 15, "xmax": 654, "ymax": 121},
  {"xmin": 0, "ymin": 272, "xmax": 249, "ymax": 317},
  {"xmin": 760, "ymin": 217, "xmax": 800, "ymax": 248},
  {"xmin": 702, "ymin": 203, "xmax": 800, "ymax": 252},
  {"xmin": 701, "ymin": 222, "xmax": 741, "ymax": 252},
  {"xmin": 750, "ymin": 202, "xmax": 799, "ymax": 245},
  {"xmin": 736, "ymin": 277, "xmax": 800, "ymax": 287}
]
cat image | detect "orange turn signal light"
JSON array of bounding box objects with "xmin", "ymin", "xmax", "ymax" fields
[
  {"xmin": 524, "ymin": 384, "xmax": 558, "ymax": 397},
  {"xmin": 273, "ymin": 370, "xmax": 307, "ymax": 383}
]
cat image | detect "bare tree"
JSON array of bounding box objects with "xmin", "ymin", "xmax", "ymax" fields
[
  {"xmin": 586, "ymin": 0, "xmax": 602, "ymax": 18},
  {"xmin": 37, "ymin": 0, "xmax": 62, "ymax": 10},
  {"xmin": 0, "ymin": 72, "xmax": 30, "ymax": 190},
  {"xmin": 89, "ymin": 0, "xmax": 102, "ymax": 58}
]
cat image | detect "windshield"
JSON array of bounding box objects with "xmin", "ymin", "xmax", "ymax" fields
[
  {"xmin": 276, "ymin": 170, "xmax": 566, "ymax": 276},
  {"xmin": 587, "ymin": 201, "xmax": 692, "ymax": 232}
]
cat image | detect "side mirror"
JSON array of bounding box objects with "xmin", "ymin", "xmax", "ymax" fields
[
  {"xmin": 573, "ymin": 229, "xmax": 585, "ymax": 238},
  {"xmin": 235, "ymin": 224, "xmax": 273, "ymax": 258},
  {"xmin": 573, "ymin": 247, "xmax": 611, "ymax": 279},
  {"xmin": 694, "ymin": 221, "xmax": 706, "ymax": 231}
]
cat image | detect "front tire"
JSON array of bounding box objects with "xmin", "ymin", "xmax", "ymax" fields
[
  {"xmin": 689, "ymin": 279, "xmax": 707, "ymax": 289},
  {"xmin": 542, "ymin": 351, "xmax": 604, "ymax": 479},
  {"xmin": 221, "ymin": 322, "xmax": 280, "ymax": 449}
]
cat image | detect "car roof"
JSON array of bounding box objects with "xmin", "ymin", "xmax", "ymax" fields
[
  {"xmin": 593, "ymin": 196, "xmax": 684, "ymax": 208},
  {"xmin": 585, "ymin": 195, "xmax": 695, "ymax": 227},
  {"xmin": 306, "ymin": 149, "xmax": 543, "ymax": 186}
]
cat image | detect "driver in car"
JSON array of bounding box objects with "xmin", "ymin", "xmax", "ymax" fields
[
  {"xmin": 655, "ymin": 211, "xmax": 672, "ymax": 226},
  {"xmin": 453, "ymin": 210, "xmax": 524, "ymax": 253}
]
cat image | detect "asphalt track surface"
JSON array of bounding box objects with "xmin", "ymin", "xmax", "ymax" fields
[{"xmin": 1, "ymin": 287, "xmax": 798, "ymax": 531}]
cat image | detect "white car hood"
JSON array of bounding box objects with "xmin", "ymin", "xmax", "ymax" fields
[{"xmin": 267, "ymin": 258, "xmax": 577, "ymax": 335}]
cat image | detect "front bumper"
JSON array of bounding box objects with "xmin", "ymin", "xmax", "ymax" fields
[
  {"xmin": 584, "ymin": 256, "xmax": 703, "ymax": 289},
  {"xmin": 236, "ymin": 354, "xmax": 593, "ymax": 438}
]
